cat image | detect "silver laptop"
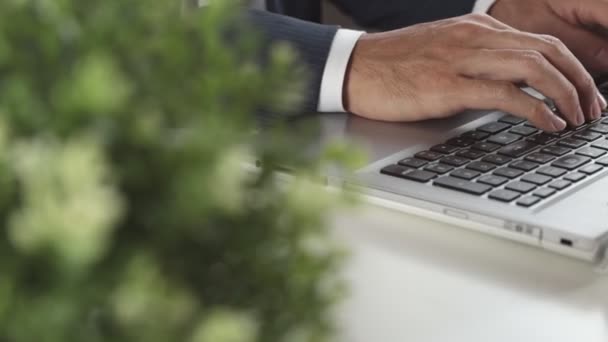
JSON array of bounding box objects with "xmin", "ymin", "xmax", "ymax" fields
[{"xmin": 303, "ymin": 88, "xmax": 608, "ymax": 266}]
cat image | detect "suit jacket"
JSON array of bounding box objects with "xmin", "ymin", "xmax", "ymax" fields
[{"xmin": 249, "ymin": 0, "xmax": 477, "ymax": 114}]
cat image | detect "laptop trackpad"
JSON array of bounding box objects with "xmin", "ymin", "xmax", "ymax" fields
[{"xmin": 536, "ymin": 172, "xmax": 608, "ymax": 240}]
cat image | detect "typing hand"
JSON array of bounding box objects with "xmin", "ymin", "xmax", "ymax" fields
[
  {"xmin": 344, "ymin": 14, "xmax": 605, "ymax": 132},
  {"xmin": 490, "ymin": 0, "xmax": 608, "ymax": 76}
]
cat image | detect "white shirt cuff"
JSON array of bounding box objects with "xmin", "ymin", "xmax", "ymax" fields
[
  {"xmin": 473, "ymin": 0, "xmax": 498, "ymax": 13},
  {"xmin": 317, "ymin": 29, "xmax": 365, "ymax": 113}
]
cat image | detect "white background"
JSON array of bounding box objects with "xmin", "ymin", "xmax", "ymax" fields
[{"xmin": 332, "ymin": 205, "xmax": 608, "ymax": 342}]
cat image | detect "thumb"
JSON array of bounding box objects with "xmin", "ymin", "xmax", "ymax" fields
[
  {"xmin": 557, "ymin": 23, "xmax": 608, "ymax": 74},
  {"xmin": 571, "ymin": 0, "xmax": 608, "ymax": 28}
]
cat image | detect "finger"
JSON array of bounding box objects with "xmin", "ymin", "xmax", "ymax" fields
[
  {"xmin": 598, "ymin": 89, "xmax": 608, "ymax": 109},
  {"xmin": 473, "ymin": 30, "xmax": 597, "ymax": 122},
  {"xmin": 456, "ymin": 79, "xmax": 567, "ymax": 132},
  {"xmin": 455, "ymin": 49, "xmax": 585, "ymax": 125}
]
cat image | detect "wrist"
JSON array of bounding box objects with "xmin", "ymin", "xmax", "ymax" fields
[
  {"xmin": 487, "ymin": 0, "xmax": 528, "ymax": 30},
  {"xmin": 343, "ymin": 33, "xmax": 372, "ymax": 114},
  {"xmin": 487, "ymin": 0, "xmax": 508, "ymax": 19},
  {"xmin": 473, "ymin": 0, "xmax": 500, "ymax": 14}
]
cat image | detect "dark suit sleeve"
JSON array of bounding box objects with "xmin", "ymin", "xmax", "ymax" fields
[
  {"xmin": 328, "ymin": 0, "xmax": 477, "ymax": 30},
  {"xmin": 248, "ymin": 10, "xmax": 339, "ymax": 115}
]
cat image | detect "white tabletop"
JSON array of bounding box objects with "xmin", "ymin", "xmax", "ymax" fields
[{"xmin": 332, "ymin": 205, "xmax": 608, "ymax": 342}]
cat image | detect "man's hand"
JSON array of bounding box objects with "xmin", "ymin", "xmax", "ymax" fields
[
  {"xmin": 490, "ymin": 0, "xmax": 608, "ymax": 76},
  {"xmin": 344, "ymin": 14, "xmax": 605, "ymax": 132}
]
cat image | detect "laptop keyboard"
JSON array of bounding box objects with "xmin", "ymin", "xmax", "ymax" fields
[{"xmin": 380, "ymin": 113, "xmax": 608, "ymax": 208}]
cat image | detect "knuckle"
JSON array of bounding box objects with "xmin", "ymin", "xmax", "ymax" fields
[
  {"xmin": 540, "ymin": 34, "xmax": 569, "ymax": 54},
  {"xmin": 557, "ymin": 85, "xmax": 580, "ymax": 112},
  {"xmin": 539, "ymin": 34, "xmax": 562, "ymax": 46},
  {"xmin": 453, "ymin": 20, "xmax": 484, "ymax": 37},
  {"xmin": 520, "ymin": 51, "xmax": 546, "ymax": 68},
  {"xmin": 580, "ymin": 74, "xmax": 596, "ymax": 93},
  {"xmin": 496, "ymin": 50, "xmax": 521, "ymax": 65},
  {"xmin": 493, "ymin": 83, "xmax": 517, "ymax": 100},
  {"xmin": 532, "ymin": 101, "xmax": 548, "ymax": 120},
  {"xmin": 563, "ymin": 84, "xmax": 579, "ymax": 102}
]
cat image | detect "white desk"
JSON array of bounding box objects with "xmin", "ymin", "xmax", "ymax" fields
[{"xmin": 332, "ymin": 205, "xmax": 608, "ymax": 342}]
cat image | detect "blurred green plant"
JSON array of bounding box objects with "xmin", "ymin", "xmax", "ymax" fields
[{"xmin": 0, "ymin": 0, "xmax": 361, "ymax": 341}]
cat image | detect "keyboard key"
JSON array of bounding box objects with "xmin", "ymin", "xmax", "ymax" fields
[
  {"xmin": 591, "ymin": 139, "xmax": 608, "ymax": 151},
  {"xmin": 456, "ymin": 149, "xmax": 486, "ymax": 160},
  {"xmin": 506, "ymin": 181, "xmax": 537, "ymax": 194},
  {"xmin": 537, "ymin": 166, "xmax": 567, "ymax": 178},
  {"xmin": 381, "ymin": 165, "xmax": 411, "ymax": 178},
  {"xmin": 588, "ymin": 123, "xmax": 608, "ymax": 134},
  {"xmin": 472, "ymin": 142, "xmax": 501, "ymax": 153},
  {"xmin": 498, "ymin": 140, "xmax": 539, "ymax": 158},
  {"xmin": 482, "ymin": 154, "xmax": 512, "ymax": 166},
  {"xmin": 568, "ymin": 123, "xmax": 587, "ymax": 132},
  {"xmin": 564, "ymin": 172, "xmax": 586, "ymax": 183},
  {"xmin": 558, "ymin": 138, "xmax": 587, "ymax": 149},
  {"xmin": 552, "ymin": 155, "xmax": 591, "ymax": 170},
  {"xmin": 499, "ymin": 115, "xmax": 526, "ymax": 125},
  {"xmin": 516, "ymin": 196, "xmax": 541, "ymax": 208},
  {"xmin": 487, "ymin": 132, "xmax": 521, "ymax": 146},
  {"xmin": 461, "ymin": 130, "xmax": 490, "ymax": 141},
  {"xmin": 398, "ymin": 157, "xmax": 428, "ymax": 168},
  {"xmin": 589, "ymin": 117, "xmax": 603, "ymax": 124},
  {"xmin": 521, "ymin": 174, "xmax": 552, "ymax": 186},
  {"xmin": 494, "ymin": 167, "xmax": 524, "ymax": 179},
  {"xmin": 434, "ymin": 177, "xmax": 492, "ymax": 196},
  {"xmin": 596, "ymin": 156, "xmax": 608, "ymax": 166},
  {"xmin": 446, "ymin": 137, "xmax": 476, "ymax": 148},
  {"xmin": 451, "ymin": 169, "xmax": 481, "ymax": 180},
  {"xmin": 425, "ymin": 164, "xmax": 454, "ymax": 175},
  {"xmin": 527, "ymin": 133, "xmax": 557, "ymax": 145},
  {"xmin": 467, "ymin": 161, "xmax": 497, "ymax": 173},
  {"xmin": 525, "ymin": 152, "xmax": 556, "ymax": 164},
  {"xmin": 576, "ymin": 147, "xmax": 606, "ymax": 159},
  {"xmin": 380, "ymin": 164, "xmax": 443, "ymax": 183},
  {"xmin": 540, "ymin": 145, "xmax": 571, "ymax": 156},
  {"xmin": 574, "ymin": 130, "xmax": 602, "ymax": 142},
  {"xmin": 489, "ymin": 189, "xmax": 521, "ymax": 202},
  {"xmin": 431, "ymin": 144, "xmax": 460, "ymax": 154},
  {"xmin": 402, "ymin": 170, "xmax": 439, "ymax": 182},
  {"xmin": 477, "ymin": 175, "xmax": 509, "ymax": 187},
  {"xmin": 441, "ymin": 156, "xmax": 469, "ymax": 167},
  {"xmin": 509, "ymin": 126, "xmax": 538, "ymax": 137},
  {"xmin": 415, "ymin": 151, "xmax": 444, "ymax": 161},
  {"xmin": 533, "ymin": 188, "xmax": 557, "ymax": 199},
  {"xmin": 478, "ymin": 122, "xmax": 511, "ymax": 134},
  {"xmin": 549, "ymin": 180, "xmax": 572, "ymax": 190},
  {"xmin": 580, "ymin": 164, "xmax": 603, "ymax": 175},
  {"xmin": 547, "ymin": 130, "xmax": 570, "ymax": 138},
  {"xmin": 510, "ymin": 160, "xmax": 540, "ymax": 172}
]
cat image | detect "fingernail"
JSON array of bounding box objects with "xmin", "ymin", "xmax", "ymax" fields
[
  {"xmin": 591, "ymin": 99, "xmax": 601, "ymax": 120},
  {"xmin": 595, "ymin": 100, "xmax": 602, "ymax": 119},
  {"xmin": 577, "ymin": 112, "xmax": 585, "ymax": 126},
  {"xmin": 550, "ymin": 115, "xmax": 567, "ymax": 131},
  {"xmin": 598, "ymin": 90, "xmax": 607, "ymax": 109}
]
